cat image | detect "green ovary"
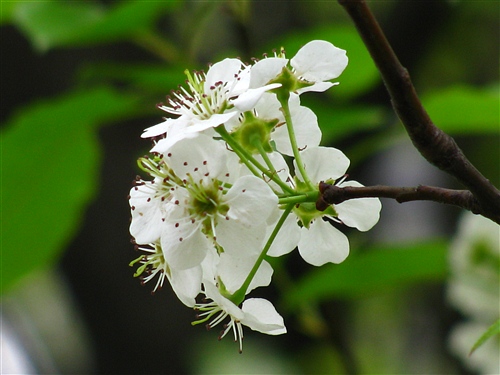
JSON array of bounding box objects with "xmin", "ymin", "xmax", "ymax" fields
[
  {"xmin": 189, "ymin": 183, "xmax": 228, "ymax": 235},
  {"xmin": 232, "ymin": 111, "xmax": 278, "ymax": 154}
]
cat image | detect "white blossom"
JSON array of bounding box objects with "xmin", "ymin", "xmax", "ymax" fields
[
  {"xmin": 194, "ymin": 280, "xmax": 286, "ymax": 353},
  {"xmin": 141, "ymin": 58, "xmax": 279, "ymax": 154},
  {"xmin": 250, "ymin": 40, "xmax": 348, "ymax": 94},
  {"xmin": 269, "ymin": 146, "xmax": 381, "ymax": 266},
  {"xmin": 130, "ymin": 242, "xmax": 202, "ymax": 307},
  {"xmin": 159, "ymin": 135, "xmax": 278, "ymax": 270}
]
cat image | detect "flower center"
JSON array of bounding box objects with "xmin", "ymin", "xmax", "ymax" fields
[{"xmin": 186, "ymin": 179, "xmax": 229, "ymax": 236}]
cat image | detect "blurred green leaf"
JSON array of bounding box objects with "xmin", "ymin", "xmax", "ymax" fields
[
  {"xmin": 301, "ymin": 96, "xmax": 386, "ymax": 143},
  {"xmin": 1, "ymin": 87, "xmax": 140, "ymax": 293},
  {"xmin": 469, "ymin": 319, "xmax": 500, "ymax": 356},
  {"xmin": 11, "ymin": 2, "xmax": 104, "ymax": 50},
  {"xmin": 11, "ymin": 1, "xmax": 181, "ymax": 51},
  {"xmin": 79, "ymin": 62, "xmax": 186, "ymax": 94},
  {"xmin": 0, "ymin": 1, "xmax": 18, "ymax": 24},
  {"xmin": 422, "ymin": 85, "xmax": 500, "ymax": 134},
  {"xmin": 268, "ymin": 25, "xmax": 380, "ymax": 100},
  {"xmin": 283, "ymin": 239, "xmax": 448, "ymax": 309}
]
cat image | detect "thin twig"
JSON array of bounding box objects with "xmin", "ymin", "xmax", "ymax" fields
[
  {"xmin": 317, "ymin": 182, "xmax": 500, "ymax": 224},
  {"xmin": 337, "ymin": 0, "xmax": 500, "ymax": 223}
]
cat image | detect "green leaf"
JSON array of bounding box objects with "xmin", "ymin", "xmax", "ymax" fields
[
  {"xmin": 422, "ymin": 85, "xmax": 500, "ymax": 134},
  {"xmin": 1, "ymin": 87, "xmax": 140, "ymax": 293},
  {"xmin": 300, "ymin": 96, "xmax": 386, "ymax": 142},
  {"xmin": 11, "ymin": 2, "xmax": 105, "ymax": 50},
  {"xmin": 469, "ymin": 319, "xmax": 500, "ymax": 356},
  {"xmin": 11, "ymin": 1, "xmax": 180, "ymax": 51},
  {"xmin": 283, "ymin": 239, "xmax": 448, "ymax": 309},
  {"xmin": 78, "ymin": 62, "xmax": 186, "ymax": 93},
  {"xmin": 0, "ymin": 1, "xmax": 19, "ymax": 24},
  {"xmin": 267, "ymin": 25, "xmax": 380, "ymax": 99}
]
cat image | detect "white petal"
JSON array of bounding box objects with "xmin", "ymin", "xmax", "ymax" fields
[
  {"xmin": 217, "ymin": 253, "xmax": 273, "ymax": 294},
  {"xmin": 183, "ymin": 112, "xmax": 238, "ymax": 134},
  {"xmin": 161, "ymin": 220, "xmax": 210, "ymax": 270},
  {"xmin": 254, "ymin": 92, "xmax": 283, "ymax": 120},
  {"xmin": 205, "ymin": 58, "xmax": 244, "ymax": 89},
  {"xmin": 250, "ymin": 58, "xmax": 288, "ymax": 88},
  {"xmin": 203, "ymin": 280, "xmax": 245, "ymax": 320},
  {"xmin": 129, "ymin": 185, "xmax": 165, "ymax": 244},
  {"xmin": 200, "ymin": 246, "xmax": 219, "ymax": 282},
  {"xmin": 241, "ymin": 298, "xmax": 286, "ymax": 335},
  {"xmin": 273, "ymin": 102, "xmax": 321, "ymax": 156},
  {"xmin": 149, "ymin": 118, "xmax": 193, "ymax": 154},
  {"xmin": 224, "ymin": 175, "xmax": 278, "ymax": 225},
  {"xmin": 231, "ymin": 84, "xmax": 281, "ymax": 112},
  {"xmin": 216, "ymin": 219, "xmax": 266, "ymax": 257},
  {"xmin": 267, "ymin": 214, "xmax": 300, "ymax": 257},
  {"xmin": 290, "ymin": 40, "xmax": 348, "ymax": 82},
  {"xmin": 296, "ymin": 81, "xmax": 337, "ymax": 94},
  {"xmin": 141, "ymin": 118, "xmax": 173, "ymax": 138},
  {"xmin": 230, "ymin": 65, "xmax": 252, "ymax": 96},
  {"xmin": 298, "ymin": 219, "xmax": 349, "ymax": 266},
  {"xmin": 297, "ymin": 146, "xmax": 350, "ymax": 183},
  {"xmin": 164, "ymin": 134, "xmax": 226, "ymax": 180},
  {"xmin": 167, "ymin": 266, "xmax": 202, "ymax": 307},
  {"xmin": 336, "ymin": 180, "xmax": 382, "ymax": 231}
]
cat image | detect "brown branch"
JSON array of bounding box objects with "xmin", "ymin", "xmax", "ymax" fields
[
  {"xmin": 337, "ymin": 0, "xmax": 500, "ymax": 222},
  {"xmin": 317, "ymin": 182, "xmax": 500, "ymax": 225}
]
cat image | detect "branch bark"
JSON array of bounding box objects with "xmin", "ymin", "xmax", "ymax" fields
[
  {"xmin": 317, "ymin": 182, "xmax": 500, "ymax": 224},
  {"xmin": 336, "ymin": 0, "xmax": 500, "ymax": 223}
]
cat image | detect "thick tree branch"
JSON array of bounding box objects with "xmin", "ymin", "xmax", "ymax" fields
[
  {"xmin": 317, "ymin": 183, "xmax": 500, "ymax": 224},
  {"xmin": 337, "ymin": 0, "xmax": 500, "ymax": 222}
]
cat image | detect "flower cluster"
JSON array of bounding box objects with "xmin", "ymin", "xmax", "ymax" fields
[{"xmin": 129, "ymin": 40, "xmax": 382, "ymax": 352}]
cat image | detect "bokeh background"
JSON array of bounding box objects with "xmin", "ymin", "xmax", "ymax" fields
[{"xmin": 1, "ymin": 1, "xmax": 499, "ymax": 374}]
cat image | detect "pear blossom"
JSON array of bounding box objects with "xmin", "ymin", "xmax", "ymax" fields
[
  {"xmin": 268, "ymin": 146, "xmax": 381, "ymax": 266},
  {"xmin": 129, "ymin": 156, "xmax": 178, "ymax": 245},
  {"xmin": 130, "ymin": 241, "xmax": 202, "ymax": 307},
  {"xmin": 159, "ymin": 135, "xmax": 278, "ymax": 270},
  {"xmin": 129, "ymin": 40, "xmax": 386, "ymax": 350},
  {"xmin": 250, "ymin": 40, "xmax": 348, "ymax": 94},
  {"xmin": 194, "ymin": 280, "xmax": 286, "ymax": 353},
  {"xmin": 141, "ymin": 58, "xmax": 280, "ymax": 154}
]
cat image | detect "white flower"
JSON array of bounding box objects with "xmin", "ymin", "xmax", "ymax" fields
[
  {"xmin": 159, "ymin": 135, "xmax": 278, "ymax": 270},
  {"xmin": 194, "ymin": 280, "xmax": 286, "ymax": 353},
  {"xmin": 129, "ymin": 156, "xmax": 177, "ymax": 245},
  {"xmin": 141, "ymin": 58, "xmax": 280, "ymax": 154},
  {"xmin": 268, "ymin": 146, "xmax": 381, "ymax": 266},
  {"xmin": 130, "ymin": 242, "xmax": 202, "ymax": 307},
  {"xmin": 250, "ymin": 40, "xmax": 348, "ymax": 94}
]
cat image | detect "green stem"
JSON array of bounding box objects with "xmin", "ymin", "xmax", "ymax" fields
[
  {"xmin": 229, "ymin": 204, "xmax": 294, "ymax": 304},
  {"xmin": 279, "ymin": 191, "xmax": 319, "ymax": 205},
  {"xmin": 216, "ymin": 126, "xmax": 295, "ymax": 195},
  {"xmin": 279, "ymin": 96, "xmax": 315, "ymax": 190},
  {"xmin": 254, "ymin": 137, "xmax": 277, "ymax": 175},
  {"xmin": 252, "ymin": 136, "xmax": 291, "ymax": 194}
]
